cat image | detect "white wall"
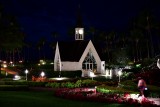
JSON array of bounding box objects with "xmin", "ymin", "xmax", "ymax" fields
[
  {"xmin": 101, "ymin": 61, "xmax": 105, "ymax": 74},
  {"xmin": 54, "ymin": 42, "xmax": 62, "ymax": 71},
  {"xmin": 61, "ymin": 61, "xmax": 81, "ymax": 71}
]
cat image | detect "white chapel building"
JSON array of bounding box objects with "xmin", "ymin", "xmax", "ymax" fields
[{"xmin": 54, "ymin": 8, "xmax": 106, "ymax": 77}]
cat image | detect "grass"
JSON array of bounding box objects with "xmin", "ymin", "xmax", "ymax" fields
[{"xmin": 0, "ymin": 91, "xmax": 135, "ymax": 107}]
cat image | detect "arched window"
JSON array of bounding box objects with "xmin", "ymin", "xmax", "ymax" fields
[{"xmin": 82, "ymin": 50, "xmax": 97, "ymax": 71}]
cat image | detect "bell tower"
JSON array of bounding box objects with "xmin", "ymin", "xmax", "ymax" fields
[{"xmin": 75, "ymin": 5, "xmax": 84, "ymax": 40}]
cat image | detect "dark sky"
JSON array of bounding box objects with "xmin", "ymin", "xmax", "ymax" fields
[{"xmin": 1, "ymin": 0, "xmax": 160, "ymax": 42}]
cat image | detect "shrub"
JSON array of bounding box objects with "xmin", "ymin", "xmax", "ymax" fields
[
  {"xmin": 60, "ymin": 70, "xmax": 82, "ymax": 78},
  {"xmin": 81, "ymin": 79, "xmax": 97, "ymax": 87},
  {"xmin": 28, "ymin": 81, "xmax": 47, "ymax": 87},
  {"xmin": 0, "ymin": 85, "xmax": 28, "ymax": 91},
  {"xmin": 45, "ymin": 82, "xmax": 60, "ymax": 88},
  {"xmin": 97, "ymin": 84, "xmax": 137, "ymax": 94},
  {"xmin": 74, "ymin": 80, "xmax": 82, "ymax": 87},
  {"xmin": 120, "ymin": 80, "xmax": 137, "ymax": 91},
  {"xmin": 65, "ymin": 82, "xmax": 75, "ymax": 88}
]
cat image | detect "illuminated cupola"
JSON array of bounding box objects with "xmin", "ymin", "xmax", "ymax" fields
[{"xmin": 75, "ymin": 5, "xmax": 84, "ymax": 40}]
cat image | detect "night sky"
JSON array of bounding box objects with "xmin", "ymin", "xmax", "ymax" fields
[{"xmin": 0, "ymin": 0, "xmax": 160, "ymax": 42}]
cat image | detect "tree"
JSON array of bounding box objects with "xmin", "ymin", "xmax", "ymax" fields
[
  {"xmin": 134, "ymin": 10, "xmax": 159, "ymax": 59},
  {"xmin": 0, "ymin": 4, "xmax": 24, "ymax": 76},
  {"xmin": 130, "ymin": 28, "xmax": 144, "ymax": 62},
  {"xmin": 36, "ymin": 37, "xmax": 46, "ymax": 60}
]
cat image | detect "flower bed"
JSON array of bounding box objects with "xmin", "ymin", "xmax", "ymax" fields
[{"xmin": 55, "ymin": 88, "xmax": 158, "ymax": 106}]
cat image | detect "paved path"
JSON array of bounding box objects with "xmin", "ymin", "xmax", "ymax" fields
[
  {"xmin": 1, "ymin": 68, "xmax": 17, "ymax": 75},
  {"xmin": 148, "ymin": 98, "xmax": 160, "ymax": 106},
  {"xmin": 128, "ymin": 94, "xmax": 160, "ymax": 106}
]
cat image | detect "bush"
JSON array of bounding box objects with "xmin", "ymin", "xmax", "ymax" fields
[
  {"xmin": 60, "ymin": 70, "xmax": 82, "ymax": 78},
  {"xmin": 81, "ymin": 79, "xmax": 97, "ymax": 87},
  {"xmin": 4, "ymin": 81, "xmax": 28, "ymax": 85},
  {"xmin": 28, "ymin": 81, "xmax": 47, "ymax": 87},
  {"xmin": 74, "ymin": 80, "xmax": 82, "ymax": 87},
  {"xmin": 46, "ymin": 82, "xmax": 60, "ymax": 88},
  {"xmin": 64, "ymin": 82, "xmax": 75, "ymax": 88},
  {"xmin": 0, "ymin": 85, "xmax": 28, "ymax": 91},
  {"xmin": 97, "ymin": 84, "xmax": 136, "ymax": 94},
  {"xmin": 120, "ymin": 80, "xmax": 137, "ymax": 91}
]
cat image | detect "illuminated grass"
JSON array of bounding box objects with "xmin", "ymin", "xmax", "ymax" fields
[{"xmin": 0, "ymin": 91, "xmax": 135, "ymax": 107}]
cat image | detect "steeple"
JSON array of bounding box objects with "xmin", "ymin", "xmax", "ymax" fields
[{"xmin": 75, "ymin": 5, "xmax": 84, "ymax": 40}]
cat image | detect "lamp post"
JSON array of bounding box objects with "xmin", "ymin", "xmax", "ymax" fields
[
  {"xmin": 40, "ymin": 71, "xmax": 45, "ymax": 78},
  {"xmin": 3, "ymin": 64, "xmax": 7, "ymax": 77},
  {"xmin": 25, "ymin": 69, "xmax": 29, "ymax": 81},
  {"xmin": 90, "ymin": 70, "xmax": 94, "ymax": 80},
  {"xmin": 118, "ymin": 69, "xmax": 122, "ymax": 83}
]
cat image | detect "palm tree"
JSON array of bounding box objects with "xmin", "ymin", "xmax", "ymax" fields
[
  {"xmin": 103, "ymin": 31, "xmax": 116, "ymax": 62},
  {"xmin": 130, "ymin": 28, "xmax": 143, "ymax": 62},
  {"xmin": 37, "ymin": 37, "xmax": 46, "ymax": 60},
  {"xmin": 0, "ymin": 4, "xmax": 24, "ymax": 76},
  {"xmin": 135, "ymin": 10, "xmax": 159, "ymax": 58}
]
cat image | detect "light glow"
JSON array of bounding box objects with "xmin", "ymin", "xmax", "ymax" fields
[
  {"xmin": 49, "ymin": 77, "xmax": 69, "ymax": 81},
  {"xmin": 3, "ymin": 64, "xmax": 7, "ymax": 68},
  {"xmin": 19, "ymin": 60, "xmax": 23, "ymax": 63},
  {"xmin": 13, "ymin": 75, "xmax": 21, "ymax": 80},
  {"xmin": 50, "ymin": 62, "xmax": 54, "ymax": 64},
  {"xmin": 90, "ymin": 72, "xmax": 95, "ymax": 77},
  {"xmin": 78, "ymin": 29, "xmax": 83, "ymax": 34},
  {"xmin": 25, "ymin": 69, "xmax": 29, "ymax": 74},
  {"xmin": 40, "ymin": 71, "xmax": 45, "ymax": 77},
  {"xmin": 118, "ymin": 70, "xmax": 122, "ymax": 76},
  {"xmin": 25, "ymin": 69, "xmax": 29, "ymax": 81}
]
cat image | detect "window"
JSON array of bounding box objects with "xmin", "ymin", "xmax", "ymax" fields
[{"xmin": 82, "ymin": 50, "xmax": 97, "ymax": 71}]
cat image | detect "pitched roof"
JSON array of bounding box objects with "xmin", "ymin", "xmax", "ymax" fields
[{"xmin": 58, "ymin": 40, "xmax": 89, "ymax": 61}]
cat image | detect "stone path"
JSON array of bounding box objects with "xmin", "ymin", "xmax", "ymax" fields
[
  {"xmin": 148, "ymin": 98, "xmax": 160, "ymax": 106},
  {"xmin": 126, "ymin": 94, "xmax": 160, "ymax": 106}
]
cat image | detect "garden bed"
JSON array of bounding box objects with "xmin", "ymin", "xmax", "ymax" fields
[{"xmin": 54, "ymin": 88, "xmax": 158, "ymax": 106}]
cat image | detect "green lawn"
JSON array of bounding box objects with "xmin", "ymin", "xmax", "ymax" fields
[{"xmin": 0, "ymin": 91, "xmax": 135, "ymax": 107}]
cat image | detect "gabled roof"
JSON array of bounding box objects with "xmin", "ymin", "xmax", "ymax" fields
[{"xmin": 58, "ymin": 40, "xmax": 89, "ymax": 61}]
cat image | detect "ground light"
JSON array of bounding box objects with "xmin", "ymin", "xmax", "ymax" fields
[
  {"xmin": 49, "ymin": 77, "xmax": 69, "ymax": 81},
  {"xmin": 40, "ymin": 71, "xmax": 45, "ymax": 78},
  {"xmin": 90, "ymin": 71, "xmax": 95, "ymax": 80},
  {"xmin": 118, "ymin": 69, "xmax": 122, "ymax": 83},
  {"xmin": 13, "ymin": 75, "xmax": 21, "ymax": 80},
  {"xmin": 25, "ymin": 69, "xmax": 29, "ymax": 81}
]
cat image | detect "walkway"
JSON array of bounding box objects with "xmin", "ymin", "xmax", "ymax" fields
[
  {"xmin": 128, "ymin": 94, "xmax": 160, "ymax": 106},
  {"xmin": 1, "ymin": 68, "xmax": 18, "ymax": 75},
  {"xmin": 148, "ymin": 98, "xmax": 160, "ymax": 106}
]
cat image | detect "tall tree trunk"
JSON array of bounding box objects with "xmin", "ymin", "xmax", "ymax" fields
[
  {"xmin": 13, "ymin": 50, "xmax": 15, "ymax": 63},
  {"xmin": 147, "ymin": 16, "xmax": 154, "ymax": 58},
  {"xmin": 0, "ymin": 61, "xmax": 1, "ymax": 77},
  {"xmin": 146, "ymin": 40, "xmax": 150, "ymax": 59},
  {"xmin": 136, "ymin": 41, "xmax": 139, "ymax": 61}
]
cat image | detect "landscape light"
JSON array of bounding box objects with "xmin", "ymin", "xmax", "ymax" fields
[
  {"xmin": 40, "ymin": 71, "xmax": 45, "ymax": 78},
  {"xmin": 118, "ymin": 69, "xmax": 122, "ymax": 83},
  {"xmin": 25, "ymin": 69, "xmax": 29, "ymax": 81}
]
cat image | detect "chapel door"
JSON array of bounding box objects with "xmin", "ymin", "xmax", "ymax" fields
[{"xmin": 82, "ymin": 50, "xmax": 97, "ymax": 72}]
